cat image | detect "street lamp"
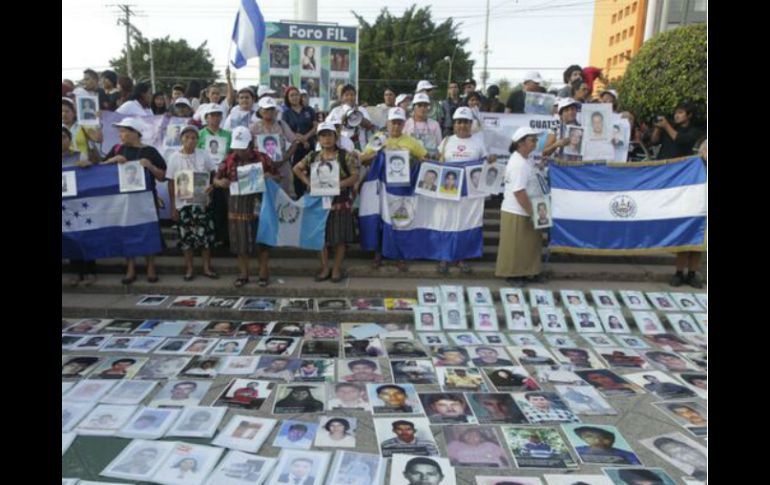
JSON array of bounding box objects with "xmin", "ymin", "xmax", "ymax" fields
[
  {"xmin": 446, "ymin": 44, "xmax": 460, "ymax": 97},
  {"xmin": 143, "ymin": 40, "xmax": 156, "ymax": 93}
]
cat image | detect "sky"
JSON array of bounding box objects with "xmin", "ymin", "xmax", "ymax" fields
[{"xmin": 62, "ymin": 0, "xmax": 610, "ymax": 90}]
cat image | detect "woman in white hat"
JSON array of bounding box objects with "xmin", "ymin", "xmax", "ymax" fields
[
  {"xmin": 250, "ymin": 96, "xmax": 298, "ymax": 198},
  {"xmin": 543, "ymin": 98, "xmax": 582, "ymax": 160},
  {"xmin": 495, "ymin": 126, "xmax": 544, "ymax": 284}
]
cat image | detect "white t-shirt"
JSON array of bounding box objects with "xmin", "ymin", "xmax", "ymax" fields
[
  {"xmin": 404, "ymin": 118, "xmax": 443, "ymax": 155},
  {"xmin": 501, "ymin": 151, "xmax": 533, "ymax": 216},
  {"xmin": 166, "ymin": 149, "xmax": 218, "ymax": 209},
  {"xmin": 438, "ymin": 134, "xmax": 488, "ymax": 162},
  {"xmin": 224, "ymin": 105, "xmax": 257, "ymax": 130},
  {"xmin": 116, "ymin": 100, "xmax": 152, "ymax": 117}
]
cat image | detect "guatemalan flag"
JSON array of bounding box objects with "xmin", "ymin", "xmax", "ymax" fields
[
  {"xmin": 549, "ymin": 156, "xmax": 707, "ymax": 254},
  {"xmin": 359, "ymin": 153, "xmax": 485, "ymax": 261},
  {"xmin": 62, "ymin": 165, "xmax": 162, "ymax": 259},
  {"xmin": 230, "ymin": 0, "xmax": 266, "ymax": 68},
  {"xmin": 257, "ymin": 179, "xmax": 329, "ymax": 250}
]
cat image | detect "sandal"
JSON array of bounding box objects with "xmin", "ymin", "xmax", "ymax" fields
[
  {"xmin": 233, "ymin": 277, "xmax": 249, "ymax": 288},
  {"xmin": 315, "ymin": 270, "xmax": 331, "ymax": 282},
  {"xmin": 203, "ymin": 270, "xmax": 219, "ymax": 280},
  {"xmin": 183, "ymin": 273, "xmax": 195, "ymax": 282},
  {"xmin": 331, "ymin": 270, "xmax": 348, "ymax": 283},
  {"xmin": 437, "ymin": 261, "xmax": 449, "ymax": 275}
]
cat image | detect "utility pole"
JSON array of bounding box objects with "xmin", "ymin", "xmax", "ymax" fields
[
  {"xmin": 117, "ymin": 5, "xmax": 135, "ymax": 79},
  {"xmin": 481, "ymin": 0, "xmax": 491, "ymax": 90}
]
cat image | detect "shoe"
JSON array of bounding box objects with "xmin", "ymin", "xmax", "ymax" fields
[
  {"xmin": 202, "ymin": 271, "xmax": 220, "ymax": 280},
  {"xmin": 315, "ymin": 271, "xmax": 331, "ymax": 282},
  {"xmin": 331, "ymin": 270, "xmax": 348, "ymax": 283},
  {"xmin": 258, "ymin": 277, "xmax": 269, "ymax": 287},
  {"xmin": 437, "ymin": 261, "xmax": 449, "ymax": 275},
  {"xmin": 687, "ymin": 272, "xmax": 704, "ymax": 289},
  {"xmin": 457, "ymin": 261, "xmax": 472, "ymax": 274},
  {"xmin": 670, "ymin": 273, "xmax": 685, "ymax": 287},
  {"xmin": 233, "ymin": 277, "xmax": 249, "ymax": 288},
  {"xmin": 183, "ymin": 273, "xmax": 195, "ymax": 281},
  {"xmin": 121, "ymin": 275, "xmax": 137, "ymax": 285},
  {"xmin": 147, "ymin": 276, "xmax": 159, "ymax": 283},
  {"xmin": 396, "ymin": 260, "xmax": 409, "ymax": 272}
]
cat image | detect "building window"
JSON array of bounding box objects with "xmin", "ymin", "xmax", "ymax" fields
[
  {"xmin": 622, "ymin": 29, "xmax": 627, "ymax": 39},
  {"xmin": 612, "ymin": 13, "xmax": 617, "ymax": 23},
  {"xmin": 616, "ymin": 33, "xmax": 621, "ymax": 42},
  {"xmin": 629, "ymin": 26, "xmax": 635, "ymax": 37},
  {"xmin": 618, "ymin": 9, "xmax": 623, "ymax": 19},
  {"xmin": 626, "ymin": 49, "xmax": 632, "ymax": 59},
  {"xmin": 613, "ymin": 55, "xmax": 619, "ymax": 65},
  {"xmin": 632, "ymin": 2, "xmax": 637, "ymax": 13},
  {"xmin": 610, "ymin": 36, "xmax": 614, "ymax": 46},
  {"xmin": 607, "ymin": 58, "xmax": 612, "ymax": 70},
  {"xmin": 625, "ymin": 6, "xmax": 630, "ymax": 15}
]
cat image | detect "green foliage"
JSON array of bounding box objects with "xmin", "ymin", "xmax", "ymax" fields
[
  {"xmin": 617, "ymin": 24, "xmax": 706, "ymax": 125},
  {"xmin": 110, "ymin": 34, "xmax": 219, "ymax": 95},
  {"xmin": 355, "ymin": 5, "xmax": 474, "ymax": 104}
]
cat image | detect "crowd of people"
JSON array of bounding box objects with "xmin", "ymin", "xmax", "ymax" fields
[{"xmin": 62, "ymin": 64, "xmax": 706, "ymax": 289}]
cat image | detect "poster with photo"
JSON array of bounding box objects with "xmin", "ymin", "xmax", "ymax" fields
[
  {"xmin": 179, "ymin": 356, "xmax": 222, "ymax": 379},
  {"xmin": 580, "ymin": 104, "xmax": 615, "ymax": 161},
  {"xmin": 574, "ymin": 369, "xmax": 641, "ymax": 398},
  {"xmin": 170, "ymin": 295, "xmax": 211, "ymax": 308},
  {"xmin": 418, "ymin": 332, "xmax": 448, "ymax": 347},
  {"xmin": 103, "ymin": 318, "xmax": 145, "ymax": 334},
  {"xmin": 273, "ymin": 383, "xmax": 326, "ymax": 414},
  {"xmin": 385, "ymin": 149, "xmax": 411, "ymax": 186},
  {"xmin": 624, "ymin": 370, "xmax": 697, "ymax": 400},
  {"xmin": 613, "ymin": 335, "xmax": 650, "ymax": 350},
  {"xmin": 152, "ymin": 442, "xmax": 223, "ymax": 485},
  {"xmin": 509, "ymin": 345, "xmax": 557, "ymax": 366},
  {"xmin": 465, "ymin": 164, "xmax": 487, "ymax": 198},
  {"xmin": 368, "ymin": 383, "xmax": 422, "ymax": 415},
  {"xmin": 152, "ymin": 337, "xmax": 189, "ymax": 355},
  {"xmin": 419, "ymin": 392, "xmax": 476, "ymax": 424},
  {"xmin": 92, "ymin": 356, "xmax": 148, "ymax": 380},
  {"xmin": 500, "ymin": 287, "xmax": 526, "ymax": 306},
  {"xmin": 631, "ymin": 311, "xmax": 666, "ymax": 334},
  {"xmin": 182, "ymin": 337, "xmax": 219, "ymax": 355},
  {"xmin": 502, "ymin": 425, "xmax": 578, "ymax": 469},
  {"xmin": 266, "ymin": 449, "xmax": 332, "ymax": 485},
  {"xmin": 469, "ymin": 345, "xmax": 515, "ymax": 367},
  {"xmin": 562, "ymin": 125, "xmax": 584, "ymax": 160},
  {"xmin": 325, "ymin": 451, "xmax": 384, "ymax": 485},
  {"xmin": 390, "ymin": 454, "xmax": 456, "ymax": 485},
  {"xmin": 432, "ymin": 346, "xmax": 472, "ymax": 367},
  {"xmin": 597, "ymin": 309, "xmax": 631, "ymax": 334},
  {"xmin": 65, "ymin": 317, "xmax": 113, "ymax": 334},
  {"xmin": 62, "ymin": 400, "xmax": 96, "ymax": 432},
  {"xmin": 591, "ymin": 290, "xmax": 621, "ymax": 309},
  {"xmin": 384, "ymin": 297, "xmax": 418, "ymax": 311},
  {"xmin": 437, "ymin": 367, "xmax": 489, "ymax": 392},
  {"xmin": 596, "ymin": 347, "xmax": 649, "ymax": 369},
  {"xmin": 267, "ymin": 321, "xmax": 305, "ymax": 337},
  {"xmin": 619, "ymin": 290, "xmax": 651, "ymax": 310},
  {"xmin": 545, "ymin": 475, "xmax": 612, "ymax": 485},
  {"xmin": 269, "ymin": 43, "xmax": 290, "ymax": 69},
  {"xmin": 466, "ymin": 286, "xmax": 493, "ymax": 306},
  {"xmin": 385, "ymin": 340, "xmax": 428, "ymax": 358},
  {"xmin": 174, "ymin": 169, "xmax": 195, "ymax": 202},
  {"xmin": 204, "ymin": 135, "xmax": 227, "ymax": 163},
  {"xmin": 301, "ymin": 77, "xmax": 321, "ymax": 97},
  {"xmin": 638, "ymin": 432, "xmax": 707, "ymax": 482},
  {"xmin": 313, "ymin": 416, "xmax": 357, "ymax": 448},
  {"xmin": 472, "ymin": 306, "xmax": 499, "ymax": 331},
  {"xmin": 669, "ymin": 292, "xmax": 704, "ymax": 312},
  {"xmin": 212, "ymin": 415, "xmax": 278, "ymax": 453},
  {"xmin": 101, "ymin": 379, "xmax": 157, "ymax": 405},
  {"xmin": 514, "ymin": 391, "xmax": 580, "ymax": 424},
  {"xmin": 509, "ymin": 335, "xmax": 541, "ymax": 349},
  {"xmin": 646, "ymin": 292, "xmax": 680, "ymax": 312},
  {"xmin": 467, "ymin": 392, "xmax": 528, "ymax": 424},
  {"xmin": 535, "ymin": 365, "xmax": 587, "ymax": 386},
  {"xmin": 118, "ymin": 406, "xmax": 179, "ymax": 440},
  {"xmin": 441, "ymin": 305, "xmax": 468, "ymax": 330},
  {"xmin": 349, "ymin": 297, "xmax": 386, "ymax": 311},
  {"xmin": 652, "ymin": 401, "xmax": 707, "ymax": 437},
  {"xmin": 294, "ymin": 358, "xmax": 335, "ymax": 382},
  {"xmin": 239, "ymin": 297, "xmax": 279, "ymax": 311},
  {"xmin": 569, "ymin": 307, "xmax": 602, "ymax": 333},
  {"xmin": 76, "ymin": 403, "xmax": 138, "ymax": 436},
  {"xmin": 150, "ymin": 379, "xmax": 211, "ymax": 407},
  {"xmin": 643, "ymin": 350, "xmax": 699, "ymax": 373},
  {"xmin": 326, "ymin": 382, "xmax": 371, "ymax": 411},
  {"xmin": 478, "ymin": 332, "xmax": 509, "ymax": 345},
  {"xmin": 213, "ymin": 378, "xmax": 273, "ymax": 410},
  {"xmin": 602, "ymin": 468, "xmax": 677, "ymax": 485},
  {"xmin": 484, "ymin": 366, "xmax": 539, "ymax": 392},
  {"xmin": 529, "ymin": 288, "xmax": 555, "ymax": 307},
  {"xmin": 531, "ymin": 196, "xmax": 552, "ymax": 229},
  {"xmin": 392, "ymin": 359, "xmax": 437, "ymax": 385},
  {"xmin": 253, "ymin": 336, "xmax": 299, "ymax": 356},
  {"xmin": 373, "ymin": 417, "xmax": 439, "ymax": 457},
  {"xmin": 524, "ymin": 91, "xmax": 556, "ymax": 115},
  {"xmin": 413, "ymin": 305, "xmax": 441, "ymax": 331},
  {"xmin": 206, "ymin": 450, "xmax": 276, "ymax": 485},
  {"xmin": 560, "ymin": 290, "xmax": 588, "ymax": 309},
  {"xmin": 583, "ymin": 334, "xmax": 616, "ymax": 348},
  {"xmin": 166, "ymin": 406, "xmax": 226, "ymax": 438},
  {"xmin": 666, "ymin": 313, "xmax": 702, "ymax": 335},
  {"xmin": 62, "ymin": 355, "xmax": 102, "ymax": 378},
  {"xmin": 317, "ymin": 298, "xmax": 352, "ymax": 312},
  {"xmin": 118, "ymin": 160, "xmax": 147, "ymax": 192},
  {"xmin": 342, "ymin": 338, "xmax": 387, "ymax": 359},
  {"xmin": 269, "ymin": 75, "xmax": 290, "ymax": 94},
  {"xmin": 562, "ymin": 423, "xmax": 642, "ymax": 466},
  {"xmin": 299, "ymin": 45, "xmax": 320, "ymax": 73},
  {"xmin": 439, "ymin": 285, "xmax": 465, "ymax": 306},
  {"xmin": 164, "ymin": 121, "xmax": 186, "ymax": 148},
  {"xmin": 544, "ymin": 335, "xmax": 578, "ymax": 348},
  {"xmin": 135, "ymin": 356, "xmax": 191, "ymax": 379},
  {"xmin": 479, "ymin": 162, "xmax": 504, "ymax": 195},
  {"xmin": 310, "ymin": 159, "xmax": 340, "ymax": 196},
  {"xmin": 504, "ymin": 305, "xmax": 533, "ymax": 331},
  {"xmin": 101, "ymin": 438, "xmax": 175, "ymax": 482},
  {"xmin": 442, "ymin": 425, "xmax": 511, "ymax": 468},
  {"xmin": 554, "ymin": 385, "xmax": 616, "ymax": 416},
  {"xmin": 62, "ymin": 171, "xmax": 78, "ymax": 197},
  {"xmin": 273, "ymin": 420, "xmax": 319, "ymax": 449},
  {"xmin": 76, "ymin": 94, "xmax": 99, "ymax": 125},
  {"xmin": 257, "ymin": 134, "xmax": 283, "ymax": 163},
  {"xmin": 538, "ymin": 306, "xmax": 568, "ymax": 333},
  {"xmin": 210, "ymin": 338, "xmax": 248, "ymax": 355},
  {"xmin": 300, "ymin": 340, "xmax": 339, "ymax": 359},
  {"xmin": 330, "ymin": 47, "xmax": 351, "ymax": 72},
  {"xmin": 137, "ymin": 295, "xmax": 169, "ymax": 306},
  {"xmin": 237, "ymin": 163, "xmax": 266, "ymax": 195},
  {"xmin": 414, "ymin": 162, "xmax": 441, "ymax": 197},
  {"xmin": 329, "ymin": 77, "xmax": 347, "ymax": 101}
]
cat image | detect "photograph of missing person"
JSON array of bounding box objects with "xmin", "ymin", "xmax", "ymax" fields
[
  {"xmin": 326, "ymin": 382, "xmax": 371, "ymax": 411},
  {"xmin": 236, "ymin": 163, "xmax": 266, "ymax": 195},
  {"xmin": 385, "ymin": 297, "xmax": 418, "ymax": 311},
  {"xmin": 66, "ymin": 317, "xmax": 114, "ymax": 334},
  {"xmin": 465, "ymin": 164, "xmax": 486, "ymax": 199},
  {"xmin": 269, "ymin": 43, "xmax": 290, "ymax": 69},
  {"xmin": 212, "ymin": 415, "xmax": 277, "ymax": 454},
  {"xmin": 614, "ymin": 335, "xmax": 650, "ymax": 350},
  {"xmin": 535, "ymin": 365, "xmax": 586, "ymax": 386},
  {"xmin": 330, "ymin": 48, "xmax": 350, "ymax": 72},
  {"xmin": 531, "ymin": 196, "xmax": 552, "ymax": 229},
  {"xmin": 504, "ymin": 305, "xmax": 533, "ymax": 331},
  {"xmin": 75, "ymin": 403, "xmax": 138, "ymax": 436},
  {"xmin": 302, "ymin": 322, "xmax": 340, "ymax": 339},
  {"xmin": 62, "ymin": 355, "xmax": 102, "ymax": 378},
  {"xmin": 76, "ymin": 94, "xmax": 99, "ymax": 123},
  {"xmin": 385, "ymin": 149, "xmax": 411, "ymax": 185},
  {"xmin": 678, "ymin": 372, "xmax": 707, "ymax": 398},
  {"xmin": 166, "ymin": 406, "xmax": 226, "ymax": 439},
  {"xmin": 300, "ymin": 340, "xmax": 339, "ymax": 359},
  {"xmin": 602, "ymin": 467, "xmax": 677, "ymax": 485},
  {"xmin": 273, "ymin": 420, "xmax": 319, "ymax": 450},
  {"xmin": 133, "ymin": 356, "xmax": 190, "ymax": 380},
  {"xmin": 554, "ymin": 347, "xmax": 604, "ymax": 370},
  {"xmin": 574, "ymin": 369, "xmax": 641, "ymax": 398},
  {"xmin": 643, "ymin": 350, "xmax": 698, "ymax": 373},
  {"xmin": 118, "ymin": 160, "xmax": 146, "ymax": 193},
  {"xmin": 568, "ymin": 307, "xmax": 602, "ymax": 333},
  {"xmin": 174, "ymin": 169, "xmax": 195, "ymax": 201},
  {"xmin": 386, "ymin": 340, "xmax": 429, "ymax": 358},
  {"xmin": 666, "ymin": 313, "xmax": 702, "ymax": 335},
  {"xmin": 530, "ymin": 288, "xmax": 555, "ymax": 307},
  {"xmin": 368, "ymin": 383, "xmax": 423, "ymax": 415},
  {"xmin": 624, "ymin": 370, "xmax": 697, "ymax": 400},
  {"xmin": 137, "ymin": 295, "xmax": 169, "ymax": 306},
  {"xmin": 443, "ymin": 425, "xmax": 511, "ymax": 468},
  {"xmin": 103, "ymin": 318, "xmax": 147, "ymax": 334},
  {"xmin": 596, "ymin": 348, "xmax": 648, "ymax": 369},
  {"xmin": 485, "ymin": 366, "xmax": 539, "ymax": 392},
  {"xmin": 562, "ymin": 423, "xmax": 642, "ymax": 466},
  {"xmin": 309, "ymin": 159, "xmax": 341, "ymax": 196},
  {"xmin": 467, "ymin": 286, "xmax": 494, "ymax": 306},
  {"xmin": 206, "ymin": 450, "xmax": 277, "ymax": 485},
  {"xmin": 210, "ymin": 338, "xmax": 247, "ymax": 356},
  {"xmin": 267, "ymin": 449, "xmax": 332, "ymax": 485},
  {"xmin": 415, "ymin": 162, "xmax": 441, "ymax": 197},
  {"xmin": 414, "ymin": 305, "xmax": 441, "ymax": 330},
  {"xmin": 638, "ymin": 432, "xmax": 707, "ymax": 482},
  {"xmin": 62, "ymin": 171, "xmax": 77, "ymax": 197},
  {"xmin": 514, "ymin": 391, "xmax": 581, "ymax": 424},
  {"xmin": 152, "ymin": 442, "xmax": 224, "ymax": 485},
  {"xmin": 502, "ymin": 426, "xmax": 578, "ymax": 469},
  {"xmin": 598, "ymin": 309, "xmax": 631, "ymax": 334},
  {"xmin": 619, "ymin": 291, "xmax": 651, "ymax": 310},
  {"xmin": 508, "ymin": 334, "xmax": 542, "ymax": 347},
  {"xmin": 437, "ymin": 367, "xmax": 489, "ymax": 392},
  {"xmin": 150, "ymin": 379, "xmax": 211, "ymax": 407},
  {"xmin": 669, "ymin": 292, "xmax": 704, "ymax": 312},
  {"xmin": 479, "ymin": 162, "xmax": 503, "ymax": 195},
  {"xmin": 420, "ymin": 392, "xmax": 477, "ymax": 425},
  {"xmin": 500, "ymin": 287, "xmax": 526, "ymax": 306},
  {"xmin": 350, "ymin": 297, "xmax": 386, "ymax": 311},
  {"xmin": 118, "ymin": 406, "xmax": 180, "ymax": 440},
  {"xmin": 240, "ymin": 297, "xmax": 279, "ymax": 311},
  {"xmin": 342, "ymin": 338, "xmax": 386, "ymax": 358},
  {"xmin": 273, "ymin": 383, "xmax": 326, "ymax": 414},
  {"xmin": 591, "ymin": 290, "xmax": 621, "ymax": 309},
  {"xmin": 316, "ymin": 298, "xmax": 351, "ymax": 311},
  {"xmin": 338, "ymin": 358, "xmax": 387, "ymax": 383},
  {"xmin": 560, "ymin": 290, "xmax": 588, "ymax": 309},
  {"xmin": 432, "ymin": 346, "xmax": 472, "ymax": 367},
  {"xmin": 467, "ymin": 392, "xmax": 528, "ymax": 424},
  {"xmin": 392, "ymin": 359, "xmax": 437, "ymax": 385},
  {"xmin": 417, "ymin": 286, "xmax": 440, "ymax": 306},
  {"xmin": 373, "ymin": 417, "xmax": 440, "ymax": 457},
  {"xmin": 630, "ymin": 311, "xmax": 666, "ymax": 335},
  {"xmin": 419, "ymin": 332, "xmax": 449, "ymax": 347},
  {"xmin": 179, "ymin": 356, "xmax": 221, "ymax": 379},
  {"xmin": 101, "ymin": 379, "xmax": 158, "ymax": 406},
  {"xmin": 439, "ymin": 305, "xmax": 466, "ymax": 330},
  {"xmin": 258, "ymin": 134, "xmax": 283, "ymax": 163},
  {"xmin": 214, "ymin": 378, "xmax": 273, "ymax": 410},
  {"xmin": 473, "ymin": 306, "xmax": 500, "ymax": 331},
  {"xmin": 218, "ymin": 356, "xmax": 260, "ymax": 376},
  {"xmin": 646, "ymin": 292, "xmax": 680, "ymax": 312},
  {"xmin": 92, "ymin": 356, "xmax": 148, "ymax": 380},
  {"xmin": 554, "ymin": 384, "xmax": 617, "ymax": 416},
  {"xmin": 545, "ymin": 335, "xmax": 578, "ymax": 348},
  {"xmin": 390, "ymin": 454, "xmax": 457, "ymax": 485},
  {"xmin": 580, "ymin": 105, "xmax": 615, "ymax": 160},
  {"xmin": 293, "ymin": 359, "xmax": 334, "ymax": 382},
  {"xmin": 314, "ymin": 416, "xmax": 357, "ymax": 448},
  {"xmin": 538, "ymin": 306, "xmax": 569, "ymax": 333},
  {"xmin": 510, "ymin": 346, "xmax": 558, "ymax": 366},
  {"xmin": 253, "ymin": 336, "xmax": 299, "ymax": 356},
  {"xmin": 562, "ymin": 125, "xmax": 585, "ymax": 158},
  {"xmin": 469, "ymin": 345, "xmax": 515, "ymax": 367},
  {"xmin": 325, "ymin": 451, "xmax": 383, "ymax": 485},
  {"xmin": 652, "ymin": 401, "xmax": 707, "ymax": 437},
  {"xmin": 584, "ymin": 335, "xmax": 620, "ymax": 348},
  {"xmin": 101, "ymin": 439, "xmax": 175, "ymax": 481},
  {"xmin": 206, "ymin": 135, "xmax": 227, "ymax": 163},
  {"xmin": 62, "ymin": 400, "xmax": 96, "ymax": 432}
]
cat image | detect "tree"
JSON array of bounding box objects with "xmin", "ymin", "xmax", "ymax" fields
[
  {"xmin": 354, "ymin": 5, "xmax": 474, "ymax": 104},
  {"xmin": 617, "ymin": 24, "xmax": 706, "ymax": 126},
  {"xmin": 109, "ymin": 34, "xmax": 219, "ymax": 95}
]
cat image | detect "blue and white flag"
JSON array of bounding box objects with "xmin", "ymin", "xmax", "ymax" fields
[
  {"xmin": 359, "ymin": 153, "xmax": 485, "ymax": 261},
  {"xmin": 257, "ymin": 179, "xmax": 329, "ymax": 250},
  {"xmin": 62, "ymin": 165, "xmax": 162, "ymax": 259},
  {"xmin": 231, "ymin": 0, "xmax": 266, "ymax": 68},
  {"xmin": 549, "ymin": 157, "xmax": 707, "ymax": 254}
]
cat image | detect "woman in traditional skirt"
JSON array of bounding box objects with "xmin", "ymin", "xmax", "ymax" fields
[
  {"xmin": 495, "ymin": 126, "xmax": 544, "ymax": 284},
  {"xmin": 213, "ymin": 126, "xmax": 279, "ymax": 287},
  {"xmin": 293, "ymin": 121, "xmax": 358, "ymax": 283}
]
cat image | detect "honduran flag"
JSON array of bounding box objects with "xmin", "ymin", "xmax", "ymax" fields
[
  {"xmin": 358, "ymin": 152, "xmax": 485, "ymax": 261},
  {"xmin": 62, "ymin": 164, "xmax": 162, "ymax": 259},
  {"xmin": 549, "ymin": 156, "xmax": 707, "ymax": 254},
  {"xmin": 257, "ymin": 179, "xmax": 329, "ymax": 250}
]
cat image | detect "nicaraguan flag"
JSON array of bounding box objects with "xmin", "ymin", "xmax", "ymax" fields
[
  {"xmin": 230, "ymin": 0, "xmax": 266, "ymax": 68},
  {"xmin": 257, "ymin": 179, "xmax": 329, "ymax": 250},
  {"xmin": 359, "ymin": 153, "xmax": 485, "ymax": 261},
  {"xmin": 549, "ymin": 156, "xmax": 707, "ymax": 254},
  {"xmin": 62, "ymin": 165, "xmax": 162, "ymax": 259}
]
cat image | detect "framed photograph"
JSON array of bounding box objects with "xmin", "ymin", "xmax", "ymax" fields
[
  {"xmin": 75, "ymin": 93, "xmax": 99, "ymax": 124},
  {"xmin": 349, "ymin": 297, "xmax": 386, "ymax": 312},
  {"xmin": 412, "ymin": 305, "xmax": 440, "ymax": 331},
  {"xmin": 62, "ymin": 171, "xmax": 78, "ymax": 197},
  {"xmin": 504, "ymin": 305, "xmax": 533, "ymax": 331},
  {"xmin": 135, "ymin": 356, "xmax": 191, "ymax": 380},
  {"xmin": 643, "ymin": 350, "xmax": 698, "ymax": 373},
  {"xmin": 206, "ymin": 450, "xmax": 276, "ymax": 485},
  {"xmin": 602, "ymin": 468, "xmax": 677, "ymax": 485},
  {"xmin": 253, "ymin": 336, "xmax": 299, "ymax": 356},
  {"xmin": 465, "ymin": 164, "xmax": 486, "ymax": 198},
  {"xmin": 62, "ymin": 400, "xmax": 96, "ymax": 432},
  {"xmin": 562, "ymin": 125, "xmax": 585, "ymax": 157},
  {"xmin": 151, "ymin": 442, "xmax": 223, "ymax": 485},
  {"xmin": 562, "ymin": 423, "xmax": 642, "ymax": 466},
  {"xmin": 580, "ymin": 104, "xmax": 615, "ymax": 160},
  {"xmin": 436, "ymin": 166, "xmax": 464, "ymax": 201},
  {"xmin": 314, "ymin": 416, "xmax": 357, "ymax": 448},
  {"xmin": 575, "ymin": 369, "xmax": 641, "ymax": 397},
  {"xmin": 638, "ymin": 432, "xmax": 708, "ymax": 482},
  {"xmin": 178, "ymin": 356, "xmax": 221, "ymax": 379},
  {"xmin": 692, "ymin": 313, "xmax": 707, "ymax": 334},
  {"xmin": 619, "ymin": 290, "xmax": 651, "ymax": 310},
  {"xmin": 75, "ymin": 403, "xmax": 138, "ymax": 436},
  {"xmin": 62, "ymin": 355, "xmax": 102, "ymax": 379},
  {"xmin": 416, "ymin": 286, "xmax": 440, "ymax": 306},
  {"xmin": 385, "ymin": 149, "xmax": 411, "ymax": 185},
  {"xmin": 415, "ymin": 162, "xmax": 441, "ymax": 197},
  {"xmin": 669, "ymin": 292, "xmax": 704, "ymax": 312},
  {"xmin": 583, "ymin": 334, "xmax": 615, "ymax": 348},
  {"xmin": 368, "ymin": 383, "xmax": 422, "ymax": 415},
  {"xmin": 391, "ymin": 359, "xmax": 437, "ymax": 385},
  {"xmin": 513, "ymin": 391, "xmax": 580, "ymax": 424},
  {"xmin": 101, "ymin": 439, "xmax": 175, "ymax": 481},
  {"xmin": 666, "ymin": 313, "xmax": 702, "ymax": 335},
  {"xmin": 613, "ymin": 335, "xmax": 650, "ymax": 350},
  {"xmin": 166, "ymin": 405, "xmax": 226, "ymax": 438},
  {"xmin": 631, "ymin": 311, "xmax": 665, "ymax": 334},
  {"xmin": 309, "ymin": 159, "xmax": 340, "ymax": 196},
  {"xmin": 390, "ymin": 454, "xmax": 456, "ymax": 485},
  {"xmin": 91, "ymin": 356, "xmax": 148, "ymax": 380},
  {"xmin": 385, "ymin": 339, "xmax": 428, "ymax": 358},
  {"xmin": 325, "ymin": 451, "xmax": 384, "ymax": 485},
  {"xmin": 597, "ymin": 309, "xmax": 631, "ymax": 333},
  {"xmin": 150, "ymin": 379, "xmax": 211, "ymax": 407},
  {"xmin": 438, "ymin": 285, "xmax": 464, "ymax": 305},
  {"xmin": 266, "ymin": 449, "xmax": 332, "ymax": 485},
  {"xmin": 624, "ymin": 370, "xmax": 697, "ymax": 400},
  {"xmin": 213, "ymin": 376, "xmax": 273, "ymax": 409},
  {"xmin": 478, "ymin": 332, "xmax": 509, "ymax": 345},
  {"xmin": 118, "ymin": 160, "xmax": 147, "ymax": 193},
  {"xmin": 529, "ymin": 289, "xmax": 555, "ymax": 307},
  {"xmin": 373, "ymin": 416, "xmax": 439, "ymax": 457},
  {"xmin": 210, "ymin": 338, "xmax": 248, "ymax": 356},
  {"xmin": 101, "ymin": 379, "xmax": 157, "ymax": 405},
  {"xmin": 472, "ymin": 305, "xmax": 499, "ymax": 331},
  {"xmin": 418, "ymin": 332, "xmax": 448, "ymax": 346},
  {"xmin": 137, "ymin": 295, "xmax": 169, "ymax": 306},
  {"xmin": 591, "ymin": 290, "xmax": 621, "ymax": 309},
  {"xmin": 652, "ymin": 400, "xmax": 707, "ymax": 437},
  {"xmin": 118, "ymin": 406, "xmax": 179, "ymax": 440},
  {"xmin": 544, "ymin": 335, "xmax": 577, "ymax": 347},
  {"xmin": 485, "ymin": 366, "xmax": 539, "ymax": 392},
  {"xmin": 508, "ymin": 334, "xmax": 542, "ymax": 347},
  {"xmin": 441, "ymin": 304, "xmax": 468, "ymax": 330},
  {"xmin": 448, "ymin": 332, "xmax": 482, "ymax": 346},
  {"xmin": 509, "ymin": 345, "xmax": 558, "ymax": 366},
  {"xmin": 65, "ymin": 318, "xmax": 113, "ymax": 334},
  {"xmin": 538, "ymin": 306, "xmax": 568, "ymax": 333},
  {"xmin": 554, "ymin": 385, "xmax": 616, "ymax": 416},
  {"xmin": 646, "ymin": 292, "xmax": 680, "ymax": 311},
  {"xmin": 273, "ymin": 383, "xmax": 326, "ymax": 414},
  {"xmin": 502, "ymin": 425, "xmax": 578, "ymax": 469},
  {"xmin": 479, "ymin": 162, "xmax": 504, "ymax": 195},
  {"xmin": 560, "ymin": 290, "xmax": 588, "ymax": 309},
  {"xmin": 596, "ymin": 347, "xmax": 649, "ymax": 369},
  {"xmin": 500, "ymin": 287, "xmax": 526, "ymax": 306},
  {"xmin": 273, "ymin": 420, "xmax": 319, "ymax": 450},
  {"xmin": 467, "ymin": 286, "xmax": 493, "ymax": 306},
  {"xmin": 326, "ymin": 382, "xmax": 370, "ymax": 411},
  {"xmin": 212, "ymin": 414, "xmax": 277, "ymax": 453},
  {"xmin": 437, "ymin": 367, "xmax": 489, "ymax": 392},
  {"xmin": 467, "ymin": 392, "xmax": 527, "ymax": 424},
  {"xmin": 531, "ymin": 196, "xmax": 552, "ymax": 229}
]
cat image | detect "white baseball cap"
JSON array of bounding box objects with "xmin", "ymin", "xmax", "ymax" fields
[
  {"xmin": 388, "ymin": 107, "xmax": 407, "ymax": 121},
  {"xmin": 299, "ymin": 89, "xmax": 308, "ymax": 95},
  {"xmin": 452, "ymin": 106, "xmax": 474, "ymax": 121},
  {"xmin": 415, "ymin": 80, "xmax": 436, "ymax": 92},
  {"xmin": 317, "ymin": 122, "xmax": 337, "ymax": 134},
  {"xmin": 599, "ymin": 89, "xmax": 618, "ymax": 100},
  {"xmin": 174, "ymin": 97, "xmax": 192, "ymax": 108},
  {"xmin": 395, "ymin": 94, "xmax": 411, "ymax": 106},
  {"xmin": 230, "ymin": 126, "xmax": 253, "ymax": 149},
  {"xmin": 257, "ymin": 97, "xmax": 278, "ymax": 110},
  {"xmin": 557, "ymin": 97, "xmax": 580, "ymax": 113},
  {"xmin": 180, "ymin": 125, "xmax": 199, "ymax": 137},
  {"xmin": 257, "ymin": 85, "xmax": 276, "ymax": 97},
  {"xmin": 523, "ymin": 71, "xmax": 544, "ymax": 84},
  {"xmin": 112, "ymin": 117, "xmax": 145, "ymax": 136},
  {"xmin": 511, "ymin": 126, "xmax": 540, "ymax": 142},
  {"xmin": 411, "ymin": 92, "xmax": 431, "ymax": 106},
  {"xmin": 204, "ymin": 105, "xmax": 225, "ymax": 117}
]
